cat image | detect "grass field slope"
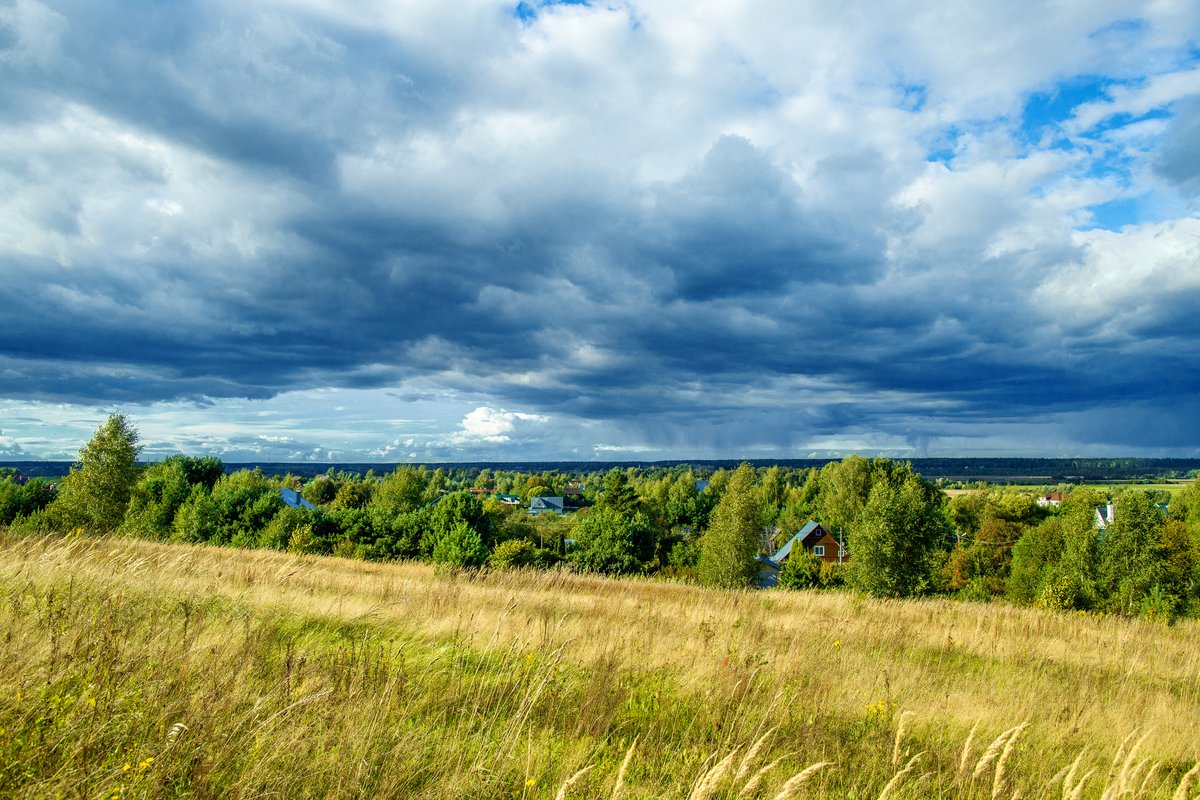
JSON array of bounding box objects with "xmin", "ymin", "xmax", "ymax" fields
[{"xmin": 1, "ymin": 533, "xmax": 1199, "ymax": 798}]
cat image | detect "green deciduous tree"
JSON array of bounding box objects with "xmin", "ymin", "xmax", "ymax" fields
[
  {"xmin": 171, "ymin": 485, "xmax": 221, "ymax": 544},
  {"xmin": 846, "ymin": 470, "xmax": 949, "ymax": 598},
  {"xmin": 119, "ymin": 457, "xmax": 192, "ymax": 539},
  {"xmin": 0, "ymin": 477, "xmax": 56, "ymax": 526},
  {"xmin": 817, "ymin": 455, "xmax": 872, "ymax": 538},
  {"xmin": 428, "ymin": 491, "xmax": 492, "ymax": 551},
  {"xmin": 176, "ymin": 456, "xmax": 225, "ymax": 490},
  {"xmin": 1032, "ymin": 490, "xmax": 1103, "ymax": 611},
  {"xmin": 330, "ymin": 480, "xmax": 373, "ymax": 510},
  {"xmin": 697, "ymin": 464, "xmax": 761, "ymax": 590},
  {"xmin": 1169, "ymin": 478, "xmax": 1200, "ymax": 528},
  {"xmin": 945, "ymin": 518, "xmax": 1022, "ymax": 598},
  {"xmin": 1098, "ymin": 490, "xmax": 1169, "ymax": 615},
  {"xmin": 372, "ymin": 467, "xmax": 428, "ymax": 514},
  {"xmin": 758, "ymin": 466, "xmax": 787, "ymax": 525},
  {"xmin": 489, "ymin": 538, "xmax": 559, "ymax": 570},
  {"xmin": 50, "ymin": 413, "xmax": 142, "ymax": 533},
  {"xmin": 568, "ymin": 506, "xmax": 648, "ymax": 575},
  {"xmin": 1006, "ymin": 517, "xmax": 1064, "ymax": 604},
  {"xmin": 301, "ymin": 476, "xmax": 338, "ymax": 506}
]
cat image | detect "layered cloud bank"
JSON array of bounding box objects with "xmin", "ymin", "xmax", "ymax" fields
[{"xmin": 1, "ymin": 0, "xmax": 1198, "ymax": 460}]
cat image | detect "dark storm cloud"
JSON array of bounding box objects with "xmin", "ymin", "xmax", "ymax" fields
[{"xmin": 637, "ymin": 136, "xmax": 885, "ymax": 301}]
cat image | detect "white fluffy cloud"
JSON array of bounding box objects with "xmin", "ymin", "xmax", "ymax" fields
[{"xmin": 456, "ymin": 406, "xmax": 549, "ymax": 443}]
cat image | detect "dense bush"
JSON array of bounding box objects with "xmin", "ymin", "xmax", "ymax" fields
[
  {"xmin": 777, "ymin": 551, "xmax": 819, "ymax": 590},
  {"xmin": 488, "ymin": 538, "xmax": 559, "ymax": 570}
]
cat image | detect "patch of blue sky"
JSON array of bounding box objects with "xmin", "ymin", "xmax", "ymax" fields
[
  {"xmin": 1078, "ymin": 197, "xmax": 1141, "ymax": 231},
  {"xmin": 754, "ymin": 83, "xmax": 783, "ymax": 108},
  {"xmin": 513, "ymin": 0, "xmax": 590, "ymax": 22},
  {"xmin": 1018, "ymin": 75, "xmax": 1115, "ymax": 146}
]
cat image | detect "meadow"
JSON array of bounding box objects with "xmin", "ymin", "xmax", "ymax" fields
[{"xmin": 1, "ymin": 531, "xmax": 1198, "ymax": 799}]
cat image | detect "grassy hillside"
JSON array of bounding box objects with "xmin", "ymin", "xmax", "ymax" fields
[{"xmin": 1, "ymin": 532, "xmax": 1198, "ymax": 799}]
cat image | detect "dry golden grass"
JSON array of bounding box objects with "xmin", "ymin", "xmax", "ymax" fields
[{"xmin": 1, "ymin": 532, "xmax": 1199, "ymax": 798}]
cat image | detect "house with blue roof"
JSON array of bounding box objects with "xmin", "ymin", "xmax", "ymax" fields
[
  {"xmin": 529, "ymin": 496, "xmax": 565, "ymax": 515},
  {"xmin": 279, "ymin": 487, "xmax": 316, "ymax": 510}
]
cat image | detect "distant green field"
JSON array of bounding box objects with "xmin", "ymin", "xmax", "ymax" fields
[
  {"xmin": 1085, "ymin": 481, "xmax": 1190, "ymax": 495},
  {"xmin": 945, "ymin": 481, "xmax": 1192, "ymax": 498}
]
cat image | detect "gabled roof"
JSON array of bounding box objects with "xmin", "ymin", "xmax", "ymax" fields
[
  {"xmin": 279, "ymin": 487, "xmax": 316, "ymax": 510},
  {"xmin": 771, "ymin": 520, "xmax": 825, "ymax": 562},
  {"xmin": 530, "ymin": 496, "xmax": 565, "ymax": 511}
]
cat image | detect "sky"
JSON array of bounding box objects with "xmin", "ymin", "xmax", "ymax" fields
[{"xmin": 1, "ymin": 0, "xmax": 1200, "ymax": 463}]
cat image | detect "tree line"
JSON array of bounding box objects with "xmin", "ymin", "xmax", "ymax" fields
[{"xmin": 4, "ymin": 414, "xmax": 1200, "ymax": 620}]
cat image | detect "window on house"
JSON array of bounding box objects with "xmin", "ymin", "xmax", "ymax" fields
[
  {"xmin": 838, "ymin": 548, "xmax": 846, "ymax": 558},
  {"xmin": 812, "ymin": 545, "xmax": 825, "ymax": 557}
]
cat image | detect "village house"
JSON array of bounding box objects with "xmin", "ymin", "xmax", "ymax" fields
[
  {"xmin": 1036, "ymin": 492, "xmax": 1064, "ymax": 507},
  {"xmin": 529, "ymin": 496, "xmax": 565, "ymax": 515},
  {"xmin": 756, "ymin": 520, "xmax": 848, "ymax": 588},
  {"xmin": 771, "ymin": 520, "xmax": 848, "ymax": 565},
  {"xmin": 469, "ymin": 488, "xmax": 522, "ymax": 505},
  {"xmin": 279, "ymin": 487, "xmax": 316, "ymax": 510}
]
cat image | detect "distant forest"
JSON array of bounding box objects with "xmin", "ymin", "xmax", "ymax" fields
[{"xmin": 6, "ymin": 456, "xmax": 1200, "ymax": 482}]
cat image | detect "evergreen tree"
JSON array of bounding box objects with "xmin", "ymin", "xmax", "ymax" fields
[
  {"xmin": 599, "ymin": 469, "xmax": 642, "ymax": 518},
  {"xmin": 431, "ymin": 521, "xmax": 489, "ymax": 568}
]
